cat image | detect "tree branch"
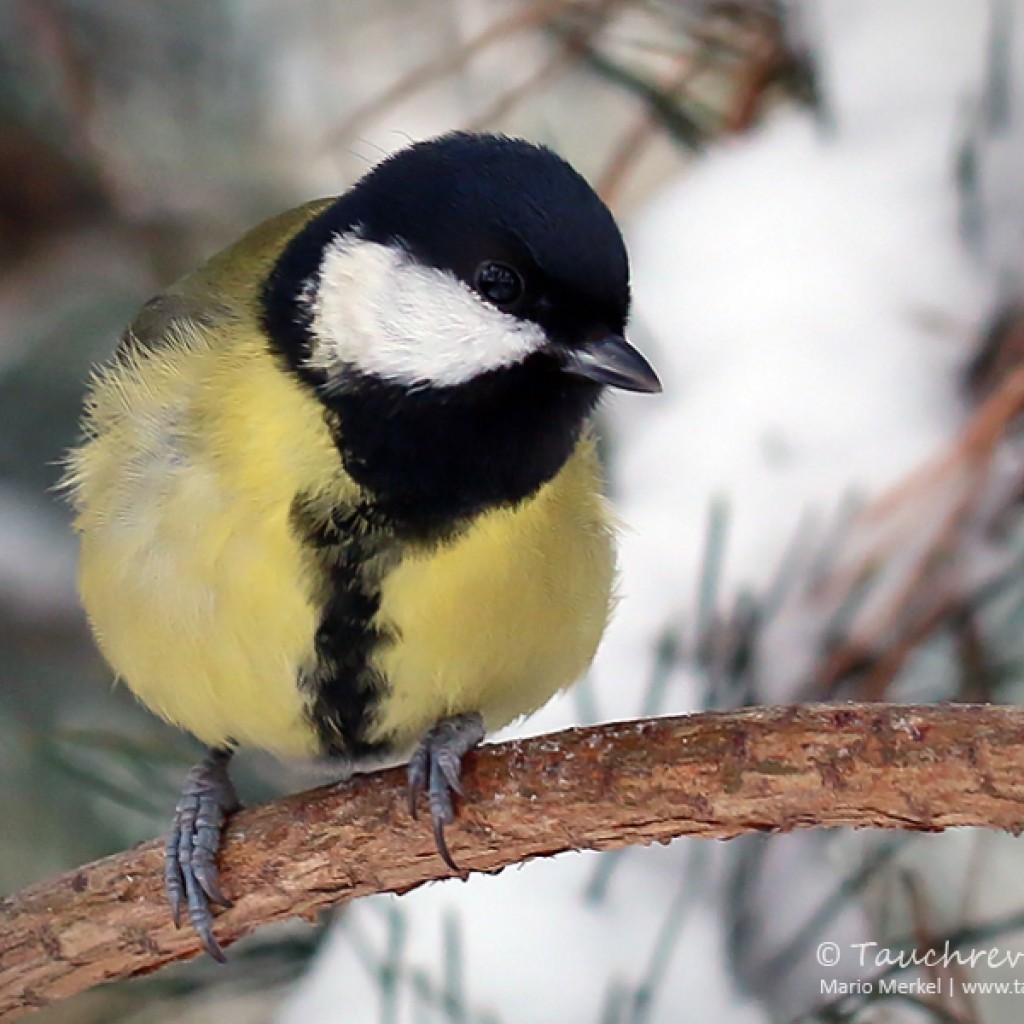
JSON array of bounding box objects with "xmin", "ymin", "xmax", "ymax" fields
[{"xmin": 4, "ymin": 702, "xmax": 1024, "ymax": 1020}]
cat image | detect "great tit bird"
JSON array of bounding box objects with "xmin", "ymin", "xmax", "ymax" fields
[{"xmin": 66, "ymin": 132, "xmax": 660, "ymax": 959}]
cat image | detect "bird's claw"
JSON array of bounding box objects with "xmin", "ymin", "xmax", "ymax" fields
[
  {"xmin": 407, "ymin": 713, "xmax": 485, "ymax": 872},
  {"xmin": 165, "ymin": 747, "xmax": 239, "ymax": 962}
]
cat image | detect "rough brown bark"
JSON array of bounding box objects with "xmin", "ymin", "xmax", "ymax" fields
[{"xmin": 3, "ymin": 702, "xmax": 1024, "ymax": 1020}]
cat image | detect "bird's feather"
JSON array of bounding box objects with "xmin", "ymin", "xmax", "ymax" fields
[{"xmin": 67, "ymin": 201, "xmax": 617, "ymax": 761}]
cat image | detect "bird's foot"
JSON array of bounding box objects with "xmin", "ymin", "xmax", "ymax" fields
[
  {"xmin": 407, "ymin": 712, "xmax": 486, "ymax": 872},
  {"xmin": 165, "ymin": 746, "xmax": 240, "ymax": 961}
]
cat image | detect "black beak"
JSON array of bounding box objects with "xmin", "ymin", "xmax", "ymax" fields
[{"xmin": 557, "ymin": 334, "xmax": 662, "ymax": 394}]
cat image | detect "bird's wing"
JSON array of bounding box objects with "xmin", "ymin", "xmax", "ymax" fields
[
  {"xmin": 117, "ymin": 292, "xmax": 233, "ymax": 355},
  {"xmin": 119, "ymin": 197, "xmax": 336, "ymax": 355}
]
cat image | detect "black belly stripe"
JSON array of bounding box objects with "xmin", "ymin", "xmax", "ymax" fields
[{"xmin": 290, "ymin": 493, "xmax": 397, "ymax": 759}]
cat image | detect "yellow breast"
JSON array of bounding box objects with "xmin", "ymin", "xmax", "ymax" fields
[
  {"xmin": 369, "ymin": 434, "xmax": 616, "ymax": 752},
  {"xmin": 69, "ymin": 324, "xmax": 616, "ymax": 761},
  {"xmin": 69, "ymin": 326, "xmax": 349, "ymax": 759}
]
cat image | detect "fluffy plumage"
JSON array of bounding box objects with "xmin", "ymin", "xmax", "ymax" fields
[{"xmin": 65, "ymin": 133, "xmax": 658, "ymax": 958}]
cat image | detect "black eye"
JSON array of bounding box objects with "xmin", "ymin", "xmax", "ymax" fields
[{"xmin": 473, "ymin": 262, "xmax": 524, "ymax": 308}]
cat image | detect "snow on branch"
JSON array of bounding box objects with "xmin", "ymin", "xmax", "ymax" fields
[{"xmin": 3, "ymin": 703, "xmax": 1024, "ymax": 1019}]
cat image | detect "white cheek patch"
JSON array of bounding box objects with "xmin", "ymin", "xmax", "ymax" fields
[{"xmin": 306, "ymin": 234, "xmax": 548, "ymax": 388}]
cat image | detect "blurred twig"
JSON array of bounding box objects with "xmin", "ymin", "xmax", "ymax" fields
[
  {"xmin": 813, "ymin": 366, "xmax": 1024, "ymax": 698},
  {"xmin": 466, "ymin": 0, "xmax": 616, "ymax": 131},
  {"xmin": 327, "ymin": 0, "xmax": 579, "ymax": 147},
  {"xmin": 598, "ymin": 48, "xmax": 702, "ymax": 205},
  {"xmin": 18, "ymin": 0, "xmax": 123, "ymax": 208},
  {"xmin": 573, "ymin": 43, "xmax": 707, "ymax": 151},
  {"xmin": 326, "ymin": 0, "xmax": 815, "ymax": 186},
  {"xmin": 900, "ymin": 870, "xmax": 980, "ymax": 1024},
  {"xmin": 747, "ymin": 838, "xmax": 907, "ymax": 987},
  {"xmin": 693, "ymin": 365, "xmax": 1024, "ymax": 707}
]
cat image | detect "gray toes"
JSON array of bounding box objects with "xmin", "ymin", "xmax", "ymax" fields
[
  {"xmin": 406, "ymin": 713, "xmax": 484, "ymax": 871},
  {"xmin": 164, "ymin": 748, "xmax": 238, "ymax": 961}
]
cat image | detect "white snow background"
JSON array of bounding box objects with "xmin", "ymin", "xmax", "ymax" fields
[{"xmin": 280, "ymin": 3, "xmax": 1001, "ymax": 1022}]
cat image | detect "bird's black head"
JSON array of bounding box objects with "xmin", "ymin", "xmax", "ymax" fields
[
  {"xmin": 347, "ymin": 132, "xmax": 631, "ymax": 349},
  {"xmin": 263, "ymin": 132, "xmax": 660, "ymax": 535}
]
